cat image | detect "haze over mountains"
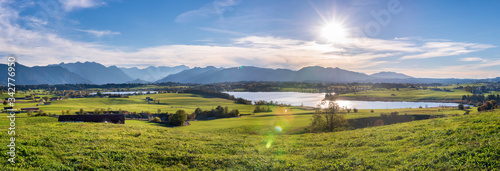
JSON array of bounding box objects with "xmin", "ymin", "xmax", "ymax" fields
[
  {"xmin": 120, "ymin": 65, "xmax": 189, "ymax": 82},
  {"xmin": 2, "ymin": 61, "xmax": 499, "ymax": 85}
]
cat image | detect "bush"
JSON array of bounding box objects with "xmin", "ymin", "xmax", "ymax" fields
[
  {"xmin": 458, "ymin": 104, "xmax": 464, "ymax": 110},
  {"xmin": 150, "ymin": 117, "xmax": 162, "ymax": 123},
  {"xmin": 169, "ymin": 110, "xmax": 187, "ymax": 126},
  {"xmin": 353, "ymin": 108, "xmax": 358, "ymax": 113},
  {"xmin": 370, "ymin": 109, "xmax": 374, "ymax": 113}
]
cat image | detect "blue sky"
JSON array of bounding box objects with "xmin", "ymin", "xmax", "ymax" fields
[{"xmin": 1, "ymin": 0, "xmax": 499, "ymax": 78}]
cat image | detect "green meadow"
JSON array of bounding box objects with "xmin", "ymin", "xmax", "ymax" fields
[
  {"xmin": 337, "ymin": 88, "xmax": 473, "ymax": 102},
  {"xmin": 0, "ymin": 93, "xmax": 499, "ymax": 170}
]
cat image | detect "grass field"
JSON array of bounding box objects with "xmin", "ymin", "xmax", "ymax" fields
[
  {"xmin": 10, "ymin": 93, "xmax": 293, "ymax": 115},
  {"xmin": 0, "ymin": 105, "xmax": 498, "ymax": 170},
  {"xmin": 336, "ymin": 88, "xmax": 473, "ymax": 102},
  {"xmin": 1, "ymin": 92, "xmax": 498, "ymax": 170}
]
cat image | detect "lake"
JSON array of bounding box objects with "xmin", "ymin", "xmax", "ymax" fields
[{"xmin": 225, "ymin": 92, "xmax": 462, "ymax": 109}]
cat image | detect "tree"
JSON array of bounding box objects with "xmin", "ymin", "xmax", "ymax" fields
[
  {"xmin": 157, "ymin": 109, "xmax": 161, "ymax": 114},
  {"xmin": 229, "ymin": 109, "xmax": 239, "ymax": 117},
  {"xmin": 3, "ymin": 100, "xmax": 7, "ymax": 106},
  {"xmin": 353, "ymin": 108, "xmax": 358, "ymax": 113},
  {"xmin": 458, "ymin": 104, "xmax": 464, "ymax": 110},
  {"xmin": 79, "ymin": 108, "xmax": 84, "ymax": 115},
  {"xmin": 370, "ymin": 109, "xmax": 374, "ymax": 113},
  {"xmin": 195, "ymin": 108, "xmax": 202, "ymax": 115},
  {"xmin": 169, "ymin": 110, "xmax": 187, "ymax": 126},
  {"xmin": 310, "ymin": 102, "xmax": 349, "ymax": 133}
]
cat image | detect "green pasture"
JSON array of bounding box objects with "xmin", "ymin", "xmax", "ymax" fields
[
  {"xmin": 337, "ymin": 88, "xmax": 473, "ymax": 102},
  {"xmin": 0, "ymin": 107, "xmax": 498, "ymax": 170}
]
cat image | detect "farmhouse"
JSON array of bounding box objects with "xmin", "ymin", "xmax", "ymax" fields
[{"xmin": 58, "ymin": 114, "xmax": 125, "ymax": 124}]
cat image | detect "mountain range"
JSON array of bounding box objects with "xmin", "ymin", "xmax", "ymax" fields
[
  {"xmin": 120, "ymin": 65, "xmax": 189, "ymax": 82},
  {"xmin": 0, "ymin": 63, "xmax": 91, "ymax": 85},
  {"xmin": 156, "ymin": 66, "xmax": 377, "ymax": 83},
  {"xmin": 2, "ymin": 61, "xmax": 499, "ymax": 85}
]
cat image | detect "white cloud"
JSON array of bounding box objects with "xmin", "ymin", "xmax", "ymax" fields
[
  {"xmin": 0, "ymin": 1, "xmax": 498, "ymax": 78},
  {"xmin": 175, "ymin": 0, "xmax": 241, "ymax": 23},
  {"xmin": 401, "ymin": 42, "xmax": 495, "ymax": 59},
  {"xmin": 59, "ymin": 0, "xmax": 105, "ymax": 11},
  {"xmin": 460, "ymin": 57, "xmax": 487, "ymax": 62},
  {"xmin": 74, "ymin": 28, "xmax": 120, "ymax": 37}
]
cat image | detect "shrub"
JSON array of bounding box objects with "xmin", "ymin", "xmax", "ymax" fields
[
  {"xmin": 150, "ymin": 117, "xmax": 162, "ymax": 123},
  {"xmin": 370, "ymin": 109, "xmax": 374, "ymax": 113},
  {"xmin": 458, "ymin": 104, "xmax": 464, "ymax": 110},
  {"xmin": 353, "ymin": 108, "xmax": 358, "ymax": 113},
  {"xmin": 169, "ymin": 110, "xmax": 187, "ymax": 126}
]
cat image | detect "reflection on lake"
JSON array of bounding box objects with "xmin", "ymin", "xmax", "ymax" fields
[{"xmin": 225, "ymin": 92, "xmax": 462, "ymax": 109}]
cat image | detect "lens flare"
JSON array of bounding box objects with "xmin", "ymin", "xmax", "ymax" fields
[
  {"xmin": 275, "ymin": 126, "xmax": 282, "ymax": 132},
  {"xmin": 266, "ymin": 140, "xmax": 273, "ymax": 148}
]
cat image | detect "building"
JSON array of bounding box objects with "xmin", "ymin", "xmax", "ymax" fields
[{"xmin": 58, "ymin": 114, "xmax": 125, "ymax": 124}]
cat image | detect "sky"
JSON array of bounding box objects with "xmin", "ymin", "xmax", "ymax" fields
[{"xmin": 1, "ymin": 0, "xmax": 499, "ymax": 78}]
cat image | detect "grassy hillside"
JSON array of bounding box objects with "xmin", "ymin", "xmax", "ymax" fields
[
  {"xmin": 1, "ymin": 105, "xmax": 498, "ymax": 170},
  {"xmin": 337, "ymin": 88, "xmax": 472, "ymax": 102},
  {"xmin": 11, "ymin": 93, "xmax": 283, "ymax": 115}
]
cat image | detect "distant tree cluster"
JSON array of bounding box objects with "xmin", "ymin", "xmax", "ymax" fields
[
  {"xmin": 192, "ymin": 106, "xmax": 240, "ymax": 119},
  {"xmin": 253, "ymin": 106, "xmax": 272, "ymax": 113},
  {"xmin": 477, "ymin": 100, "xmax": 498, "ymax": 112},
  {"xmin": 253, "ymin": 100, "xmax": 291, "ymax": 106},
  {"xmin": 462, "ymin": 94, "xmax": 500, "ymax": 105}
]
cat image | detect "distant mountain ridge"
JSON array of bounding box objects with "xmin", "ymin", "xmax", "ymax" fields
[
  {"xmin": 0, "ymin": 63, "xmax": 91, "ymax": 85},
  {"xmin": 3, "ymin": 61, "xmax": 499, "ymax": 85},
  {"xmin": 56, "ymin": 62, "xmax": 133, "ymax": 84},
  {"xmin": 157, "ymin": 66, "xmax": 375, "ymax": 83},
  {"xmin": 370, "ymin": 71, "xmax": 413, "ymax": 79},
  {"xmin": 120, "ymin": 65, "xmax": 189, "ymax": 82}
]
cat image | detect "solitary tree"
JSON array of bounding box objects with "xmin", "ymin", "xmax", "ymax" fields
[
  {"xmin": 169, "ymin": 110, "xmax": 187, "ymax": 126},
  {"xmin": 310, "ymin": 102, "xmax": 349, "ymax": 132}
]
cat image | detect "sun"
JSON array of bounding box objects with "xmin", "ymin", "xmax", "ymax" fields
[{"xmin": 321, "ymin": 22, "xmax": 348, "ymax": 43}]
